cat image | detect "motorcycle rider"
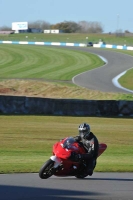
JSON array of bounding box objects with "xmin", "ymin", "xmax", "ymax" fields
[{"xmin": 71, "ymin": 123, "xmax": 99, "ymax": 176}]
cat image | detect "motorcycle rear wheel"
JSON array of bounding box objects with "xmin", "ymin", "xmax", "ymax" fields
[
  {"xmin": 75, "ymin": 174, "xmax": 88, "ymax": 179},
  {"xmin": 39, "ymin": 159, "xmax": 54, "ymax": 179}
]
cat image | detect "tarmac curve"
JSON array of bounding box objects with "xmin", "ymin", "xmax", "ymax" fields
[
  {"xmin": 0, "ymin": 172, "xmax": 133, "ymax": 200},
  {"xmin": 70, "ymin": 47, "xmax": 133, "ymax": 94}
]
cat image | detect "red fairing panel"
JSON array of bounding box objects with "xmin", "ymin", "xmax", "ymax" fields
[{"xmin": 98, "ymin": 143, "xmax": 107, "ymax": 157}]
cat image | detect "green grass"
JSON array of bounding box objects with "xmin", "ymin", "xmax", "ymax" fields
[
  {"xmin": 102, "ymin": 48, "xmax": 133, "ymax": 90},
  {"xmin": 0, "ymin": 115, "xmax": 133, "ymax": 173},
  {"xmin": 1, "ymin": 33, "xmax": 133, "ymax": 92},
  {"xmin": 0, "ymin": 44, "xmax": 133, "ymax": 100},
  {"xmin": 0, "ymin": 44, "xmax": 104, "ymax": 79},
  {"xmin": 118, "ymin": 54, "xmax": 133, "ymax": 89},
  {"xmin": 1, "ymin": 33, "xmax": 133, "ymax": 46},
  {"xmin": 119, "ymin": 69, "xmax": 133, "ymax": 90}
]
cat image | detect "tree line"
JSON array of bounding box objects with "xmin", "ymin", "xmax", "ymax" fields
[{"xmin": 0, "ymin": 20, "xmax": 104, "ymax": 33}]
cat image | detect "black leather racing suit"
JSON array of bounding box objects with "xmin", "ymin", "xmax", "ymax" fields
[{"xmin": 74, "ymin": 132, "xmax": 99, "ymax": 175}]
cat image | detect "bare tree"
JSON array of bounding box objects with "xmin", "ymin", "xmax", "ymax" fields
[
  {"xmin": 78, "ymin": 21, "xmax": 103, "ymax": 33},
  {"xmin": 29, "ymin": 20, "xmax": 50, "ymax": 30}
]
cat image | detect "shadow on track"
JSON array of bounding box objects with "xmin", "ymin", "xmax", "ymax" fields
[
  {"xmin": 89, "ymin": 178, "xmax": 133, "ymax": 181},
  {"xmin": 56, "ymin": 177, "xmax": 133, "ymax": 182},
  {"xmin": 0, "ymin": 185, "xmax": 103, "ymax": 200}
]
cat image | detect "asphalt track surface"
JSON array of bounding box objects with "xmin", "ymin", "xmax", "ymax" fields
[
  {"xmin": 0, "ymin": 173, "xmax": 133, "ymax": 200},
  {"xmin": 70, "ymin": 47, "xmax": 133, "ymax": 94}
]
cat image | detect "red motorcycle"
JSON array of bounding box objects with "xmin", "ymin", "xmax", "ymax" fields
[{"xmin": 39, "ymin": 137, "xmax": 107, "ymax": 179}]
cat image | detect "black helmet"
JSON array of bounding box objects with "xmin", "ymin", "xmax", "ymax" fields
[{"xmin": 78, "ymin": 123, "xmax": 90, "ymax": 139}]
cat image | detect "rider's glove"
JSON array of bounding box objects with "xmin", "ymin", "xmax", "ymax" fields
[
  {"xmin": 74, "ymin": 136, "xmax": 81, "ymax": 142},
  {"xmin": 70, "ymin": 152, "xmax": 82, "ymax": 162},
  {"xmin": 74, "ymin": 154, "xmax": 82, "ymax": 162}
]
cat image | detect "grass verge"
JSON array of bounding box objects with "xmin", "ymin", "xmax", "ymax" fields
[
  {"xmin": 1, "ymin": 33, "xmax": 133, "ymax": 46},
  {"xmin": 0, "ymin": 44, "xmax": 133, "ymax": 100},
  {"xmin": 0, "ymin": 44, "xmax": 104, "ymax": 79},
  {"xmin": 0, "ymin": 115, "xmax": 133, "ymax": 173}
]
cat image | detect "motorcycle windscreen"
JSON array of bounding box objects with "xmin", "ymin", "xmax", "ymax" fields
[
  {"xmin": 53, "ymin": 137, "xmax": 79, "ymax": 159},
  {"xmin": 62, "ymin": 137, "xmax": 77, "ymax": 149}
]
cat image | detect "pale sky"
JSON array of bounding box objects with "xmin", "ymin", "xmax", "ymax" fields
[{"xmin": 1, "ymin": 0, "xmax": 133, "ymax": 33}]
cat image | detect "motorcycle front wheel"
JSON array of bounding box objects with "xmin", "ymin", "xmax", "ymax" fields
[{"xmin": 39, "ymin": 159, "xmax": 54, "ymax": 179}]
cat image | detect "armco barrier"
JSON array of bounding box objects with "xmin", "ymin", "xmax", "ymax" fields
[{"xmin": 0, "ymin": 95, "xmax": 133, "ymax": 116}]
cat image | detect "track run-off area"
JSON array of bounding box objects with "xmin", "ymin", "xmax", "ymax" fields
[{"xmin": 1, "ymin": 44, "xmax": 133, "ymax": 199}]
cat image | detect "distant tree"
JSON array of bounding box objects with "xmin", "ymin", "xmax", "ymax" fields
[
  {"xmin": 51, "ymin": 21, "xmax": 81, "ymax": 33},
  {"xmin": 0, "ymin": 26, "xmax": 11, "ymax": 31},
  {"xmin": 0, "ymin": 20, "xmax": 104, "ymax": 33},
  {"xmin": 78, "ymin": 21, "xmax": 103, "ymax": 33},
  {"xmin": 125, "ymin": 30, "xmax": 130, "ymax": 33},
  {"xmin": 28, "ymin": 20, "xmax": 50, "ymax": 30},
  {"xmin": 78, "ymin": 21, "xmax": 89, "ymax": 33}
]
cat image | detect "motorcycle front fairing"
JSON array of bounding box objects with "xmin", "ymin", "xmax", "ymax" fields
[
  {"xmin": 52, "ymin": 137, "xmax": 86, "ymax": 176},
  {"xmin": 53, "ymin": 137, "xmax": 84, "ymax": 159}
]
